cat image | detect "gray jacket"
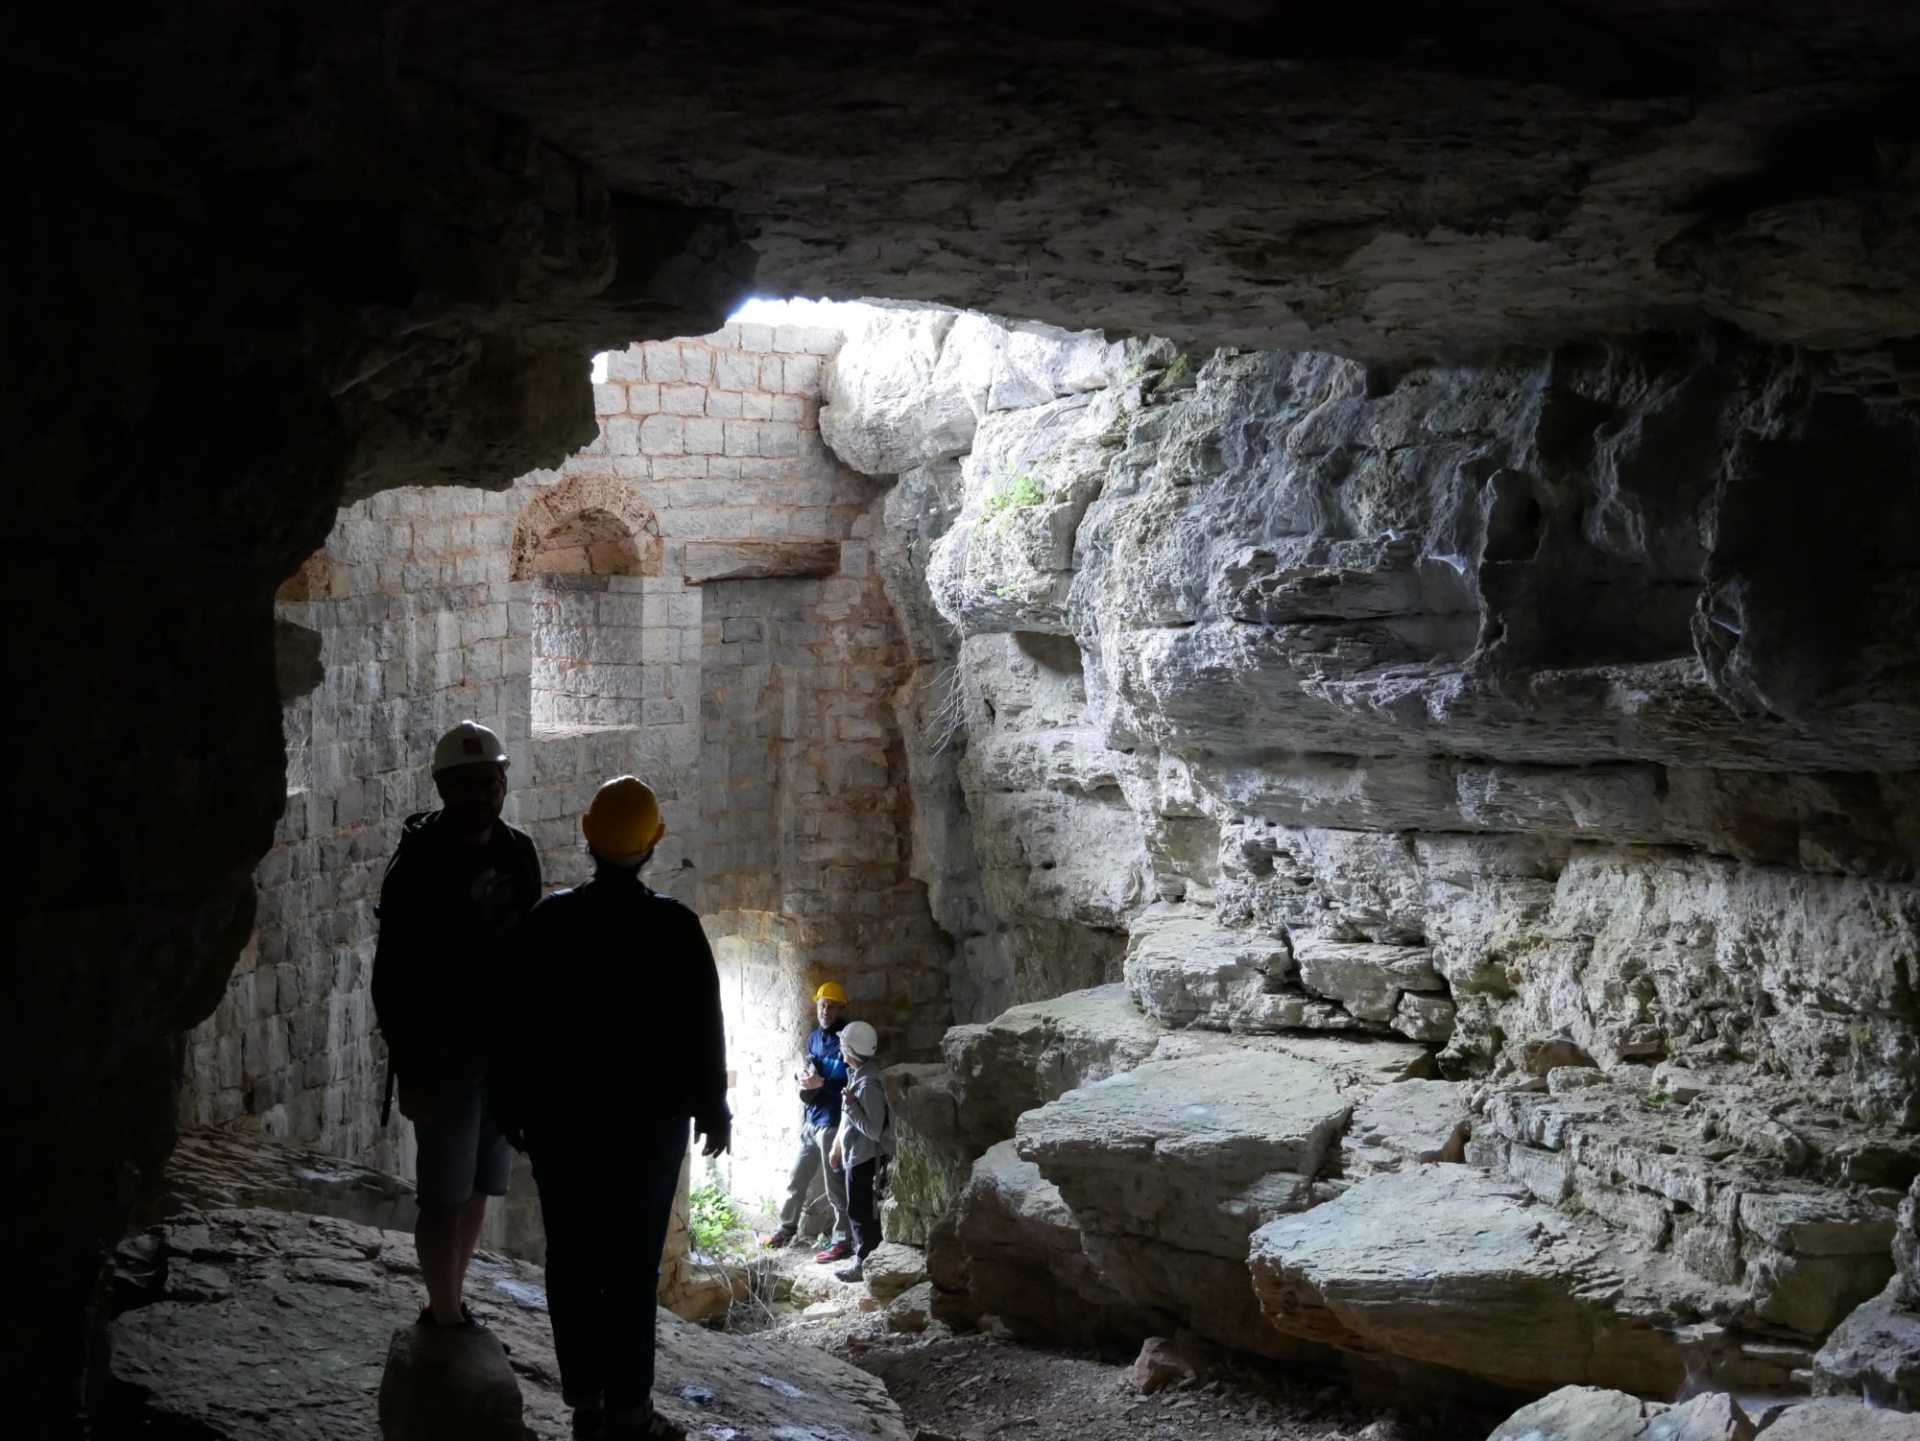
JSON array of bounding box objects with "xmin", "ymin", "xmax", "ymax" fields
[{"xmin": 833, "ymin": 1059, "xmax": 896, "ymax": 1168}]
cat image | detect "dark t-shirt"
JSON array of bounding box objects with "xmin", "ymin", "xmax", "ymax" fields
[
  {"xmin": 371, "ymin": 810, "xmax": 542, "ymax": 1077},
  {"xmin": 495, "ymin": 869, "xmax": 729, "ymax": 1142}
]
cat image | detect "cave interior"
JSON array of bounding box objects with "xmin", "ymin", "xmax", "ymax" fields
[{"xmin": 9, "ymin": 2, "xmax": 1920, "ymax": 1437}]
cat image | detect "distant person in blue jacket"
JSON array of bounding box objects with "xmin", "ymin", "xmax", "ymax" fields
[{"xmin": 761, "ymin": 981, "xmax": 853, "ymax": 1262}]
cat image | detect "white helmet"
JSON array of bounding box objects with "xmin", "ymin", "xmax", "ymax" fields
[
  {"xmin": 839, "ymin": 1020, "xmax": 879, "ymax": 1061},
  {"xmin": 432, "ymin": 719, "xmax": 508, "ymax": 775}
]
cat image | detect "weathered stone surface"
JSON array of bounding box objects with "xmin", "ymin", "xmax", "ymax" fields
[
  {"xmin": 862, "ymin": 1242, "xmax": 930, "ymax": 1304},
  {"xmin": 1645, "ymin": 1394, "xmax": 1757, "ymax": 1441},
  {"xmin": 943, "ymin": 981, "xmax": 1431, "ymax": 1156},
  {"xmin": 1758, "ymin": 1397, "xmax": 1920, "ymax": 1441},
  {"xmin": 1017, "ymin": 1051, "xmax": 1348, "ymax": 1259},
  {"xmin": 942, "ymin": 1140, "xmax": 1162, "ymax": 1344},
  {"xmin": 379, "ymin": 1324, "xmax": 527, "ymax": 1441},
  {"xmin": 1473, "ymin": 1084, "xmax": 1901, "ymax": 1339},
  {"xmin": 885, "ymin": 1281, "xmax": 934, "ymax": 1334},
  {"xmin": 1341, "ymin": 1080, "xmax": 1470, "ymax": 1177},
  {"xmin": 413, "ymin": 4, "xmax": 1920, "ymax": 371},
  {"xmin": 1485, "ymin": 1387, "xmax": 1758, "ymax": 1441},
  {"xmin": 1898, "ymin": 1177, "xmax": 1920, "ymax": 1308},
  {"xmin": 1250, "ymin": 1166, "xmax": 1738, "ymax": 1395},
  {"xmin": 942, "ymin": 985, "xmax": 1164, "ymax": 1150},
  {"xmin": 1485, "ymin": 1387, "xmax": 1659, "ymax": 1441},
  {"xmin": 681, "ymin": 538, "xmax": 841, "ymax": 582},
  {"xmin": 109, "ymin": 1207, "xmax": 908, "ymax": 1441},
  {"xmin": 1124, "ymin": 906, "xmax": 1298, "ymax": 1031},
  {"xmin": 1814, "ymin": 1279, "xmax": 1920, "ymax": 1411}
]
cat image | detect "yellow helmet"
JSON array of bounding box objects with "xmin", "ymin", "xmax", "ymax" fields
[
  {"xmin": 813, "ymin": 981, "xmax": 848, "ymax": 1005},
  {"xmin": 582, "ymin": 776, "xmax": 666, "ymax": 861}
]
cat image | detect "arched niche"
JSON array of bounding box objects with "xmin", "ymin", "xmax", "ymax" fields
[
  {"xmin": 510, "ymin": 472, "xmax": 661, "ymax": 581},
  {"xmin": 512, "ymin": 474, "xmax": 664, "ymax": 732}
]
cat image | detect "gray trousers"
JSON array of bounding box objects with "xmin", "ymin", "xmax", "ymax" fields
[{"xmin": 777, "ymin": 1121, "xmax": 850, "ymax": 1243}]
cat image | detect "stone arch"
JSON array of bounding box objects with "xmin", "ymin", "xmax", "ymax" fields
[{"xmin": 511, "ymin": 471, "xmax": 661, "ymax": 580}]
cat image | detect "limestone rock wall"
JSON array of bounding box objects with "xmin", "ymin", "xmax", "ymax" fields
[
  {"xmin": 829, "ymin": 319, "xmax": 1920, "ymax": 1120},
  {"xmin": 825, "ymin": 314, "xmax": 1920, "ymax": 1399}
]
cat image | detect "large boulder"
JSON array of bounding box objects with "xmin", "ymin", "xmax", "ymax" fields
[
  {"xmin": 1012, "ymin": 1049, "xmax": 1350, "ymax": 1360},
  {"xmin": 1485, "ymin": 1387, "xmax": 1658, "ymax": 1441},
  {"xmin": 818, "ymin": 309, "xmax": 988, "ymax": 475},
  {"xmin": 1484, "ymin": 1387, "xmax": 1756, "ymax": 1441},
  {"xmin": 860, "ymin": 1242, "xmax": 929, "ymax": 1304},
  {"xmin": 109, "ymin": 1208, "xmax": 909, "ymax": 1441},
  {"xmin": 943, "ymin": 982, "xmax": 1430, "ymax": 1155},
  {"xmin": 941, "ymin": 1139, "xmax": 1163, "ymax": 1344},
  {"xmin": 1016, "ymin": 1050, "xmax": 1348, "ymax": 1258},
  {"xmin": 1813, "ymin": 1279, "xmax": 1920, "ymax": 1410},
  {"xmin": 1249, "ymin": 1165, "xmax": 1741, "ymax": 1396},
  {"xmin": 942, "ymin": 985, "xmax": 1164, "ymax": 1149},
  {"xmin": 1758, "ymin": 1397, "xmax": 1920, "ymax": 1440}
]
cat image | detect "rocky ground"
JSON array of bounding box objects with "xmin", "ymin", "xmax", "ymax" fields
[{"xmin": 852, "ymin": 1333, "xmax": 1455, "ymax": 1441}]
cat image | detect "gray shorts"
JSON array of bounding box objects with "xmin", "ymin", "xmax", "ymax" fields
[{"xmin": 408, "ymin": 1054, "xmax": 512, "ymax": 1209}]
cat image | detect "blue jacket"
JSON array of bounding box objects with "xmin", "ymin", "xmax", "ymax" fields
[{"xmin": 802, "ymin": 1024, "xmax": 848, "ymax": 1129}]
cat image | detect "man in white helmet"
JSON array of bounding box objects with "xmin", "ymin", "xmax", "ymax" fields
[{"xmin": 371, "ymin": 720, "xmax": 542, "ymax": 1330}]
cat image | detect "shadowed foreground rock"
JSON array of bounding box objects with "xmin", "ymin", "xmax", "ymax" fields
[
  {"xmin": 110, "ymin": 1207, "xmax": 908, "ymax": 1441},
  {"xmin": 381, "ymin": 1324, "xmax": 527, "ymax": 1441}
]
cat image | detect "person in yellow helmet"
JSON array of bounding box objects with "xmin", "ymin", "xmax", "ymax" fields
[
  {"xmin": 495, "ymin": 776, "xmax": 728, "ymax": 1441},
  {"xmin": 760, "ymin": 980, "xmax": 854, "ymax": 1259}
]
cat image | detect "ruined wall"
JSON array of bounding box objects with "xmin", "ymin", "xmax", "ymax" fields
[
  {"xmin": 180, "ymin": 487, "xmax": 534, "ymax": 1171},
  {"xmin": 181, "ymin": 312, "xmax": 953, "ymax": 1228}
]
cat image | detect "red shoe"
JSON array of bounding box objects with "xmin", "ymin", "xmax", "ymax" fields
[{"xmin": 814, "ymin": 1241, "xmax": 853, "ymax": 1263}]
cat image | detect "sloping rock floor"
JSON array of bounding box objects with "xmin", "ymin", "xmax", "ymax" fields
[{"xmin": 106, "ymin": 1205, "xmax": 908, "ymax": 1441}]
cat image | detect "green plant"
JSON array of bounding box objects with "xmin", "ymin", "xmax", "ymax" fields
[
  {"xmin": 979, "ymin": 465, "xmax": 1046, "ymax": 532},
  {"xmin": 688, "ymin": 1180, "xmax": 747, "ymax": 1255}
]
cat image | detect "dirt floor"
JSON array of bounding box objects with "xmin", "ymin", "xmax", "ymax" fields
[{"xmin": 709, "ymin": 1233, "xmax": 1482, "ymax": 1441}]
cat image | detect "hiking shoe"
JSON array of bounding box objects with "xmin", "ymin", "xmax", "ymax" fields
[
  {"xmin": 571, "ymin": 1410, "xmax": 605, "ymax": 1438},
  {"xmin": 761, "ymin": 1228, "xmax": 795, "ymax": 1249},
  {"xmin": 814, "ymin": 1240, "xmax": 853, "ymax": 1263},
  {"xmin": 834, "ymin": 1263, "xmax": 865, "ymax": 1283},
  {"xmin": 601, "ymin": 1408, "xmax": 687, "ymax": 1439}
]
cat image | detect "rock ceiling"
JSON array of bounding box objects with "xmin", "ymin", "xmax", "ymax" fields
[{"xmin": 402, "ymin": 0, "xmax": 1920, "ymax": 375}]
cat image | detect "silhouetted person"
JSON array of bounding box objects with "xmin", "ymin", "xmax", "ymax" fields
[
  {"xmin": 761, "ymin": 981, "xmax": 852, "ymax": 1259},
  {"xmin": 498, "ymin": 776, "xmax": 729, "ymax": 1440},
  {"xmin": 826, "ymin": 1020, "xmax": 895, "ymax": 1283},
  {"xmin": 371, "ymin": 719, "xmax": 541, "ymax": 1330}
]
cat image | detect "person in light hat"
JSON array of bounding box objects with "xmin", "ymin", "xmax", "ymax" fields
[
  {"xmin": 371, "ymin": 720, "xmax": 542, "ymax": 1331},
  {"xmin": 497, "ymin": 776, "xmax": 729, "ymax": 1441},
  {"xmin": 826, "ymin": 1019, "xmax": 895, "ymax": 1284}
]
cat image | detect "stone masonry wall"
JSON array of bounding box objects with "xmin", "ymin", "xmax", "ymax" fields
[{"xmin": 182, "ymin": 306, "xmax": 954, "ymax": 1242}]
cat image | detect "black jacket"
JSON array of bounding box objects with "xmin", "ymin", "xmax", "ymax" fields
[
  {"xmin": 370, "ymin": 810, "xmax": 542, "ymax": 1078},
  {"xmin": 495, "ymin": 868, "xmax": 730, "ymax": 1143}
]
